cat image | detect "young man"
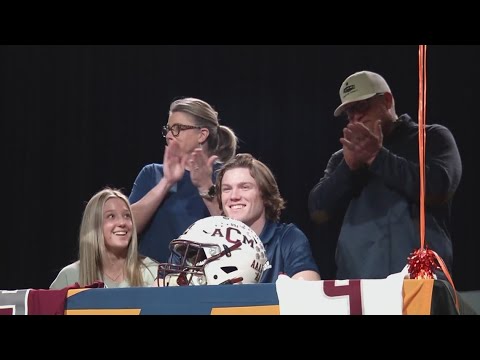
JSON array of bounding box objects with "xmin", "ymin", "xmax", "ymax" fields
[{"xmin": 216, "ymin": 153, "xmax": 320, "ymax": 282}]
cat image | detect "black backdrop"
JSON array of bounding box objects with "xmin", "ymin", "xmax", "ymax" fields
[{"xmin": 1, "ymin": 45, "xmax": 477, "ymax": 291}]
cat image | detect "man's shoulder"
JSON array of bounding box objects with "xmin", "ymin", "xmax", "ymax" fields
[
  {"xmin": 271, "ymin": 222, "xmax": 304, "ymax": 237},
  {"xmin": 399, "ymin": 114, "xmax": 451, "ymax": 133},
  {"xmin": 426, "ymin": 123, "xmax": 452, "ymax": 133},
  {"xmin": 268, "ymin": 222, "xmax": 311, "ymax": 253}
]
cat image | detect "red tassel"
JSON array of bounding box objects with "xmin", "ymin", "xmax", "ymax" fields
[{"xmin": 407, "ymin": 247, "xmax": 441, "ymax": 279}]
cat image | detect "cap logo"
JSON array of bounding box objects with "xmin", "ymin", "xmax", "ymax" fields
[{"xmin": 343, "ymin": 82, "xmax": 355, "ymax": 94}]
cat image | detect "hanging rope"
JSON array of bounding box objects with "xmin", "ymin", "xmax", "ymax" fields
[
  {"xmin": 407, "ymin": 45, "xmax": 459, "ymax": 312},
  {"xmin": 419, "ymin": 45, "xmax": 427, "ymax": 251}
]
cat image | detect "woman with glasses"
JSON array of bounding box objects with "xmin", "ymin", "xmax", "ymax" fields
[{"xmin": 128, "ymin": 97, "xmax": 238, "ymax": 263}]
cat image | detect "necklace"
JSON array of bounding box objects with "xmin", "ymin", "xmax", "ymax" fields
[{"xmin": 103, "ymin": 269, "xmax": 124, "ymax": 282}]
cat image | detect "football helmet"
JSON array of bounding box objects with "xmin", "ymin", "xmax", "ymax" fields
[{"xmin": 158, "ymin": 216, "xmax": 268, "ymax": 286}]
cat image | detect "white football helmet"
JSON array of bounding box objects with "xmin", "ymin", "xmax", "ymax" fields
[{"xmin": 158, "ymin": 216, "xmax": 268, "ymax": 286}]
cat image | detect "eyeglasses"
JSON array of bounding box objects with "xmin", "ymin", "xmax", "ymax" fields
[
  {"xmin": 162, "ymin": 123, "xmax": 202, "ymax": 138},
  {"xmin": 344, "ymin": 93, "xmax": 384, "ymax": 118}
]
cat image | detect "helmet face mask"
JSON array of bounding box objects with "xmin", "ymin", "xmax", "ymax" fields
[{"xmin": 158, "ymin": 216, "xmax": 268, "ymax": 286}]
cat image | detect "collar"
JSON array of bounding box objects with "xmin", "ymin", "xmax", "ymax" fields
[{"xmin": 258, "ymin": 220, "xmax": 275, "ymax": 245}]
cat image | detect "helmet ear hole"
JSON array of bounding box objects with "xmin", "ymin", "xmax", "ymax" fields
[{"xmin": 221, "ymin": 266, "xmax": 238, "ymax": 274}]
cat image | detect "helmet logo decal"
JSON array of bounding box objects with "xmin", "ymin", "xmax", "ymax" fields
[{"xmin": 210, "ymin": 227, "xmax": 259, "ymax": 248}]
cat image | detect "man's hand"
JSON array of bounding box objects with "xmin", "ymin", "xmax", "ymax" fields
[{"xmin": 340, "ymin": 120, "xmax": 383, "ymax": 168}]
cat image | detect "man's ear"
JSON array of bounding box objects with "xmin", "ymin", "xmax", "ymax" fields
[{"xmin": 383, "ymin": 92, "xmax": 394, "ymax": 110}]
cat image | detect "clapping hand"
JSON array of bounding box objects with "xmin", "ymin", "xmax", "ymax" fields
[
  {"xmin": 189, "ymin": 148, "xmax": 218, "ymax": 190},
  {"xmin": 163, "ymin": 141, "xmax": 187, "ymax": 184},
  {"xmin": 340, "ymin": 119, "xmax": 383, "ymax": 169}
]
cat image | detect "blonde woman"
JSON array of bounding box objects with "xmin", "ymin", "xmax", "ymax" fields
[{"xmin": 50, "ymin": 187, "xmax": 158, "ymax": 289}]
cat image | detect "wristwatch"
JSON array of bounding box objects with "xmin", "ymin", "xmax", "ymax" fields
[{"xmin": 199, "ymin": 184, "xmax": 217, "ymax": 200}]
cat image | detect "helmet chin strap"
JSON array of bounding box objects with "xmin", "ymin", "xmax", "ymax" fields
[
  {"xmin": 211, "ymin": 240, "xmax": 241, "ymax": 261},
  {"xmin": 224, "ymin": 241, "xmax": 241, "ymax": 255}
]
